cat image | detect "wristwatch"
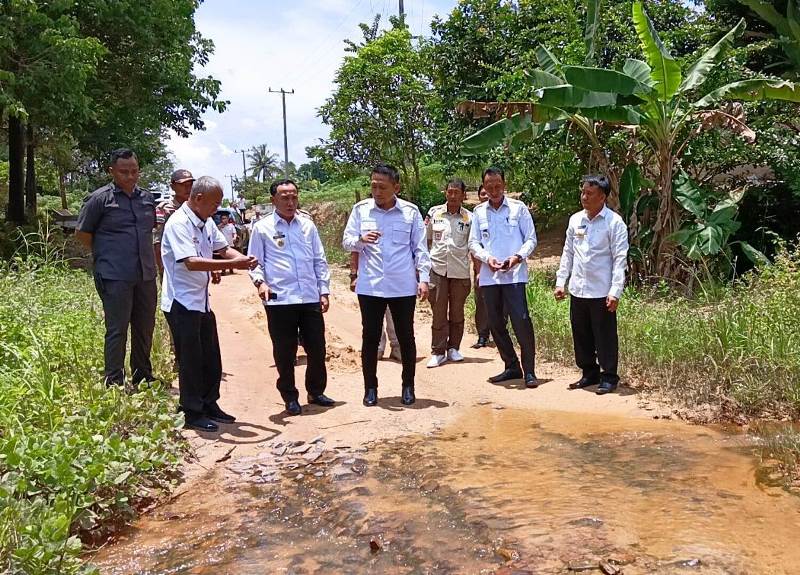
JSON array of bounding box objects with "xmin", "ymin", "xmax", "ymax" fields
[
  {"xmin": 349, "ymin": 272, "xmax": 358, "ymax": 279},
  {"xmin": 253, "ymin": 279, "xmax": 264, "ymax": 288}
]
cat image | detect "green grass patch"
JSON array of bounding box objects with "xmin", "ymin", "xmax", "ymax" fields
[
  {"xmin": 526, "ymin": 244, "xmax": 800, "ymax": 418},
  {"xmin": 0, "ymin": 234, "xmax": 183, "ymax": 574}
]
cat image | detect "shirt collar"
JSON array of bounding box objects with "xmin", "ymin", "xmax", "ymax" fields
[
  {"xmin": 181, "ymin": 202, "xmax": 206, "ymax": 229},
  {"xmin": 271, "ymin": 209, "xmax": 296, "ymax": 226},
  {"xmin": 372, "ymin": 196, "xmax": 401, "ymax": 212},
  {"xmin": 487, "ymin": 195, "xmax": 509, "ymax": 212},
  {"xmin": 584, "ymin": 204, "xmax": 610, "ymax": 221},
  {"xmin": 112, "ymin": 183, "xmax": 141, "ymax": 197}
]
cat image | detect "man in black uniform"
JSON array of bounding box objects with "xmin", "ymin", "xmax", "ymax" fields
[{"xmin": 77, "ymin": 148, "xmax": 158, "ymax": 389}]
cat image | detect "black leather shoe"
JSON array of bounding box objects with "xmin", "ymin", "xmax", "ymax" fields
[
  {"xmin": 205, "ymin": 403, "xmax": 236, "ymax": 423},
  {"xmin": 471, "ymin": 337, "xmax": 489, "ymax": 349},
  {"xmin": 308, "ymin": 394, "xmax": 336, "ymax": 407},
  {"xmin": 363, "ymin": 388, "xmax": 378, "ymax": 407},
  {"xmin": 401, "ymin": 386, "xmax": 416, "ymax": 405},
  {"xmin": 184, "ymin": 415, "xmax": 219, "ymax": 432},
  {"xmin": 568, "ymin": 377, "xmax": 599, "ymax": 390},
  {"xmin": 596, "ymin": 381, "xmax": 618, "ymax": 395},
  {"xmin": 525, "ymin": 373, "xmax": 539, "ymax": 388},
  {"xmin": 285, "ymin": 400, "xmax": 302, "ymax": 415},
  {"xmin": 488, "ymin": 369, "xmax": 523, "ymax": 383}
]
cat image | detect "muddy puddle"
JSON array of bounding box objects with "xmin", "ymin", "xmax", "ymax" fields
[{"xmin": 92, "ymin": 408, "xmax": 800, "ymax": 574}]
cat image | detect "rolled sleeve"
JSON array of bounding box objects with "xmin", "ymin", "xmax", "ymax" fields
[{"xmin": 609, "ymin": 219, "xmax": 629, "ymax": 299}]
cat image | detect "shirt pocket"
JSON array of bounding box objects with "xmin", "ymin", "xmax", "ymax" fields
[{"xmin": 392, "ymin": 223, "xmax": 412, "ymax": 244}]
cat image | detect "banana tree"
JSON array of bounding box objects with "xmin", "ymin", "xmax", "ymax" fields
[{"xmin": 459, "ymin": 0, "xmax": 800, "ymax": 279}]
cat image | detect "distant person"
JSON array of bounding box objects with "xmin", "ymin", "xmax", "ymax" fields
[
  {"xmin": 468, "ymin": 167, "xmax": 539, "ymax": 388},
  {"xmin": 235, "ymin": 194, "xmax": 247, "ymax": 219},
  {"xmin": 217, "ymin": 213, "xmax": 238, "ymax": 275},
  {"xmin": 249, "ymin": 179, "xmax": 334, "ymax": 416},
  {"xmin": 555, "ymin": 175, "xmax": 629, "ymax": 395},
  {"xmin": 471, "ymin": 184, "xmax": 492, "ymax": 349},
  {"xmin": 76, "ymin": 148, "xmax": 158, "ymax": 389},
  {"xmin": 349, "ymin": 251, "xmax": 401, "ymax": 362},
  {"xmin": 160, "ymin": 176, "xmax": 257, "ymax": 431},
  {"xmin": 154, "ymin": 169, "xmax": 194, "ymax": 275},
  {"xmin": 343, "ymin": 163, "xmax": 431, "ymax": 407},
  {"xmin": 425, "ymin": 178, "xmax": 472, "ymax": 368}
]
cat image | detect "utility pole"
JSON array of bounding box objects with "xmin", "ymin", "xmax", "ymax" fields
[
  {"xmin": 268, "ymin": 87, "xmax": 295, "ymax": 179},
  {"xmin": 233, "ymin": 148, "xmax": 249, "ymax": 199},
  {"xmin": 399, "ymin": 0, "xmax": 405, "ymax": 18},
  {"xmin": 224, "ymin": 174, "xmax": 237, "ymax": 203}
]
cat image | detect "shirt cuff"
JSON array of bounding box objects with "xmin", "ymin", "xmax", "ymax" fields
[
  {"xmin": 608, "ymin": 286, "xmax": 623, "ymax": 299},
  {"xmin": 419, "ymin": 271, "xmax": 431, "ymax": 283},
  {"xmin": 555, "ymin": 278, "xmax": 567, "ymax": 289}
]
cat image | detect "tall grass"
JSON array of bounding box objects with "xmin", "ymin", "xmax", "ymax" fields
[
  {"xmin": 525, "ymin": 243, "xmax": 800, "ymax": 418},
  {"xmin": 0, "ymin": 230, "xmax": 183, "ymax": 574}
]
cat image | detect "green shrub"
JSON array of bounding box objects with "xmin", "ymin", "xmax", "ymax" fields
[{"xmin": 0, "ymin": 233, "xmax": 183, "ymax": 574}]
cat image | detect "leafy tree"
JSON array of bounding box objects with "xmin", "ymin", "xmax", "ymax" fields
[
  {"xmin": 461, "ymin": 1, "xmax": 800, "ymax": 280},
  {"xmin": 297, "ymin": 159, "xmax": 330, "ymax": 184},
  {"xmin": 248, "ymin": 144, "xmax": 280, "ymax": 182},
  {"xmin": 318, "ymin": 16, "xmax": 433, "ymax": 199}
]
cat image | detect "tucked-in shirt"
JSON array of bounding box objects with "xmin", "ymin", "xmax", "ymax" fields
[
  {"xmin": 342, "ymin": 197, "xmax": 431, "ymax": 298},
  {"xmin": 248, "ymin": 211, "xmax": 331, "ymax": 306},
  {"xmin": 556, "ymin": 205, "xmax": 629, "ymax": 299},
  {"xmin": 153, "ymin": 198, "xmax": 181, "ymax": 244},
  {"xmin": 468, "ymin": 196, "xmax": 538, "ymax": 286},
  {"xmin": 425, "ymin": 204, "xmax": 472, "ymax": 279},
  {"xmin": 160, "ymin": 203, "xmax": 229, "ymax": 313},
  {"xmin": 77, "ymin": 183, "xmax": 156, "ymax": 281}
]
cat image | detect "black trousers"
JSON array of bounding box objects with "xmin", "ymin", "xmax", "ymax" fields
[
  {"xmin": 358, "ymin": 295, "xmax": 416, "ymax": 390},
  {"xmin": 164, "ymin": 300, "xmax": 222, "ymax": 416},
  {"xmin": 265, "ymin": 303, "xmax": 327, "ymax": 403},
  {"xmin": 482, "ymin": 283, "xmax": 536, "ymax": 374},
  {"xmin": 474, "ymin": 283, "xmax": 490, "ymax": 340},
  {"xmin": 94, "ymin": 275, "xmax": 157, "ymax": 385},
  {"xmin": 570, "ymin": 296, "xmax": 619, "ymax": 384}
]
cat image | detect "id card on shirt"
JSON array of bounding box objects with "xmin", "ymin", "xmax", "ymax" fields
[{"xmin": 576, "ymin": 225, "xmax": 587, "ymax": 239}]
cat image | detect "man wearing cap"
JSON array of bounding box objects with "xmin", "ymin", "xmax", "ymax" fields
[
  {"xmin": 154, "ymin": 169, "xmax": 195, "ymax": 274},
  {"xmin": 76, "ymin": 148, "xmax": 159, "ymax": 389}
]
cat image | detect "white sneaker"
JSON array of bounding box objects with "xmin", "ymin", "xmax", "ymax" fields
[
  {"xmin": 447, "ymin": 348, "xmax": 464, "ymax": 362},
  {"xmin": 427, "ymin": 354, "xmax": 447, "ymax": 368}
]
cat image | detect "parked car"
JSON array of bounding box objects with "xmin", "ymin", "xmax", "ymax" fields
[{"xmin": 212, "ymin": 207, "xmax": 250, "ymax": 253}]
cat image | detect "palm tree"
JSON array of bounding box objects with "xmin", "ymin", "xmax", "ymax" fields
[{"xmin": 247, "ymin": 144, "xmax": 280, "ymax": 182}]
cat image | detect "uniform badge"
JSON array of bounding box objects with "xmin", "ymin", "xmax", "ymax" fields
[{"xmin": 273, "ymin": 233, "xmax": 286, "ymax": 248}]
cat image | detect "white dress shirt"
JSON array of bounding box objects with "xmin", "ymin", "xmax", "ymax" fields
[
  {"xmin": 342, "ymin": 196, "xmax": 431, "ymax": 298},
  {"xmin": 556, "ymin": 205, "xmax": 629, "ymax": 299},
  {"xmin": 468, "ymin": 196, "xmax": 538, "ymax": 286},
  {"xmin": 248, "ymin": 211, "xmax": 330, "ymax": 306},
  {"xmin": 161, "ymin": 203, "xmax": 229, "ymax": 313},
  {"xmin": 426, "ymin": 204, "xmax": 472, "ymax": 279}
]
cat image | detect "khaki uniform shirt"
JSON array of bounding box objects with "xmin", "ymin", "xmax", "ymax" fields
[
  {"xmin": 153, "ymin": 198, "xmax": 181, "ymax": 244},
  {"xmin": 425, "ymin": 204, "xmax": 472, "ymax": 279}
]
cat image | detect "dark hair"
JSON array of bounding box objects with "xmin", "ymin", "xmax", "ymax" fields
[
  {"xmin": 482, "ymin": 166, "xmax": 505, "ymax": 183},
  {"xmin": 371, "ymin": 163, "xmax": 400, "ymax": 184},
  {"xmin": 270, "ymin": 179, "xmax": 299, "ymax": 196},
  {"xmin": 477, "ymin": 184, "xmax": 484, "ymax": 193},
  {"xmin": 446, "ymin": 178, "xmax": 466, "ymax": 192},
  {"xmin": 581, "ymin": 175, "xmax": 610, "ymax": 195},
  {"xmin": 110, "ymin": 148, "xmax": 137, "ymax": 165}
]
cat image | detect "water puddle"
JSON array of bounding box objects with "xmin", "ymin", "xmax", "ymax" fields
[{"xmin": 92, "ymin": 408, "xmax": 800, "ymax": 574}]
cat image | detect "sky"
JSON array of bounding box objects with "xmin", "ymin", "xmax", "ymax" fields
[{"xmin": 167, "ymin": 0, "xmax": 459, "ymax": 199}]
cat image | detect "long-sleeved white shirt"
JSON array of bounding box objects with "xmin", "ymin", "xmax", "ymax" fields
[
  {"xmin": 248, "ymin": 211, "xmax": 330, "ymax": 306},
  {"xmin": 342, "ymin": 196, "xmax": 431, "ymax": 298},
  {"xmin": 468, "ymin": 196, "xmax": 538, "ymax": 286},
  {"xmin": 556, "ymin": 205, "xmax": 629, "ymax": 299}
]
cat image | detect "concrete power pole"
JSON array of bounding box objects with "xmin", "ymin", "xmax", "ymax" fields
[
  {"xmin": 224, "ymin": 174, "xmax": 237, "ymax": 202},
  {"xmin": 399, "ymin": 0, "xmax": 405, "ymax": 17},
  {"xmin": 268, "ymin": 87, "xmax": 294, "ymax": 179}
]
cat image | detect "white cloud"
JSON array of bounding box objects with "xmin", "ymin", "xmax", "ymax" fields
[{"xmin": 167, "ymin": 0, "xmax": 458, "ymax": 197}]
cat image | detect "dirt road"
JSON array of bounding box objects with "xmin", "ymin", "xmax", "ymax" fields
[{"xmin": 182, "ymin": 268, "xmax": 660, "ymax": 478}]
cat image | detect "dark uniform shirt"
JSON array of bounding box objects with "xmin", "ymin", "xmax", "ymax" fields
[{"xmin": 77, "ymin": 183, "xmax": 157, "ymax": 281}]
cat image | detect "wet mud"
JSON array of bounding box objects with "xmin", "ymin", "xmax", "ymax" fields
[{"xmin": 92, "ymin": 408, "xmax": 800, "ymax": 574}]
